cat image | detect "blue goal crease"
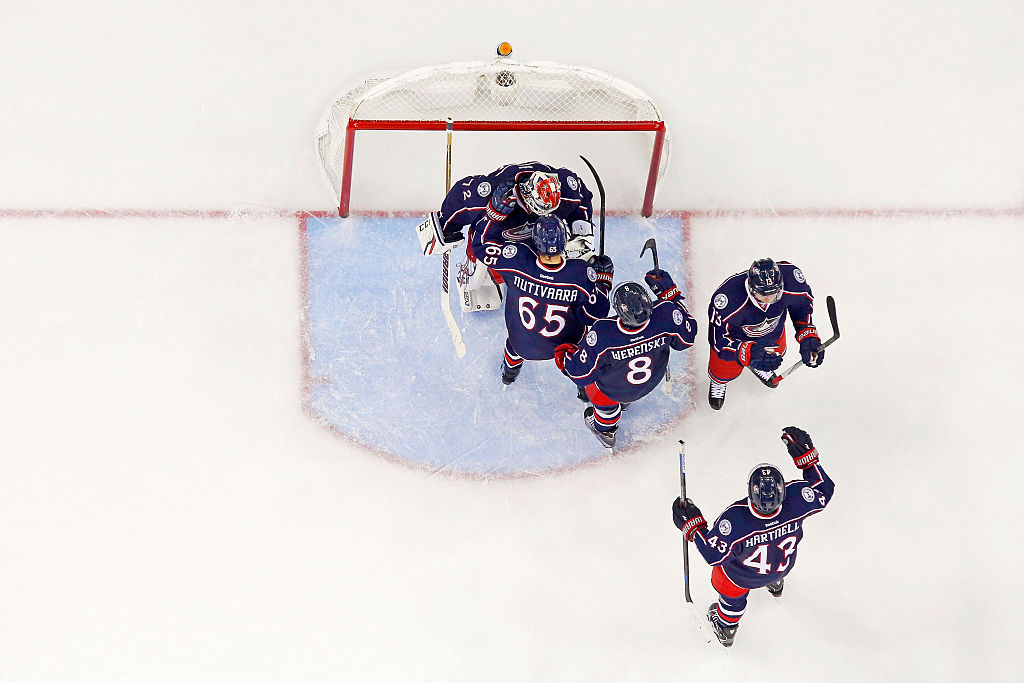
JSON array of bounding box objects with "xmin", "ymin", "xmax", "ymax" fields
[{"xmin": 304, "ymin": 214, "xmax": 692, "ymax": 475}]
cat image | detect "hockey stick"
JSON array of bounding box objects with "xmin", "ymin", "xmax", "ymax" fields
[
  {"xmin": 579, "ymin": 155, "xmax": 606, "ymax": 256},
  {"xmin": 640, "ymin": 238, "xmax": 672, "ymax": 395},
  {"xmin": 679, "ymin": 440, "xmax": 693, "ymax": 604},
  {"xmin": 441, "ymin": 117, "xmax": 467, "ymax": 358},
  {"xmin": 777, "ymin": 295, "xmax": 838, "ymax": 380}
]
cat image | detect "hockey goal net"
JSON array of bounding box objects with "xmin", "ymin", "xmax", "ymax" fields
[{"xmin": 316, "ymin": 56, "xmax": 670, "ymax": 217}]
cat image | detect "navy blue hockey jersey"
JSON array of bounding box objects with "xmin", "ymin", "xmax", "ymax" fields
[
  {"xmin": 472, "ymin": 221, "xmax": 608, "ymax": 360},
  {"xmin": 692, "ymin": 463, "xmax": 835, "ymax": 589},
  {"xmin": 439, "ymin": 162, "xmax": 593, "ymax": 243},
  {"xmin": 708, "ymin": 261, "xmax": 815, "ymax": 363},
  {"xmin": 563, "ymin": 300, "xmax": 697, "ymax": 403}
]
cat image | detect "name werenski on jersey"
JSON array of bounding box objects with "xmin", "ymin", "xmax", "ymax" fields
[
  {"xmin": 744, "ymin": 520, "xmax": 801, "ymax": 547},
  {"xmin": 610, "ymin": 337, "xmax": 668, "ymax": 361},
  {"xmin": 511, "ymin": 275, "xmax": 580, "ymax": 302}
]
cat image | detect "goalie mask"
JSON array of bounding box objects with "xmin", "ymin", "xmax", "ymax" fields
[
  {"xmin": 532, "ymin": 215, "xmax": 567, "ymax": 255},
  {"xmin": 517, "ymin": 171, "xmax": 561, "ymax": 216},
  {"xmin": 747, "ymin": 463, "xmax": 786, "ymax": 516}
]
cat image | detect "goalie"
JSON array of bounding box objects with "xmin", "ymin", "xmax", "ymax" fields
[{"xmin": 416, "ymin": 161, "xmax": 597, "ymax": 312}]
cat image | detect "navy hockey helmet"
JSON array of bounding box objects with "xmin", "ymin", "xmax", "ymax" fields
[
  {"xmin": 748, "ymin": 258, "xmax": 783, "ymax": 298},
  {"xmin": 611, "ymin": 281, "xmax": 653, "ymax": 328},
  {"xmin": 532, "ymin": 215, "xmax": 567, "ymax": 255},
  {"xmin": 748, "ymin": 463, "xmax": 786, "ymax": 516},
  {"xmin": 518, "ymin": 171, "xmax": 561, "ymax": 216}
]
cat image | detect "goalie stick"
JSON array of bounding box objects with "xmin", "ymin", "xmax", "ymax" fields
[
  {"xmin": 440, "ymin": 117, "xmax": 467, "ymax": 358},
  {"xmin": 679, "ymin": 440, "xmax": 693, "ymax": 604},
  {"xmin": 776, "ymin": 295, "xmax": 838, "ymax": 381},
  {"xmin": 640, "ymin": 238, "xmax": 672, "ymax": 395}
]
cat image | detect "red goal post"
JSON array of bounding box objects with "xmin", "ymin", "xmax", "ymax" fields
[{"xmin": 316, "ymin": 57, "xmax": 670, "ymax": 217}]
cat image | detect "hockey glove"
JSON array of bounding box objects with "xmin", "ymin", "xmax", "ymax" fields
[
  {"xmin": 796, "ymin": 326, "xmax": 824, "ymax": 367},
  {"xmin": 485, "ymin": 181, "xmax": 518, "ymax": 222},
  {"xmin": 590, "ymin": 254, "xmax": 614, "ymax": 293},
  {"xmin": 737, "ymin": 341, "xmax": 783, "ymax": 372},
  {"xmin": 644, "ymin": 268, "xmax": 682, "ymax": 302},
  {"xmin": 553, "ymin": 343, "xmax": 578, "ymax": 374},
  {"xmin": 672, "ymin": 497, "xmax": 707, "ymax": 542},
  {"xmin": 781, "ymin": 426, "xmax": 819, "ymax": 469}
]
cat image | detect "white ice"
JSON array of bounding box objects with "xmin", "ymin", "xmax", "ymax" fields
[{"xmin": 1, "ymin": 1, "xmax": 1021, "ymax": 681}]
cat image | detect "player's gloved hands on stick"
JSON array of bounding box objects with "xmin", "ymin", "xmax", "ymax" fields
[
  {"xmin": 737, "ymin": 341, "xmax": 783, "ymax": 372},
  {"xmin": 796, "ymin": 326, "xmax": 824, "ymax": 367},
  {"xmin": 590, "ymin": 254, "xmax": 614, "ymax": 292},
  {"xmin": 553, "ymin": 343, "xmax": 577, "ymax": 374},
  {"xmin": 672, "ymin": 497, "xmax": 707, "ymax": 541},
  {"xmin": 486, "ymin": 181, "xmax": 518, "ymax": 221},
  {"xmin": 644, "ymin": 268, "xmax": 682, "ymax": 302},
  {"xmin": 781, "ymin": 426, "xmax": 819, "ymax": 469}
]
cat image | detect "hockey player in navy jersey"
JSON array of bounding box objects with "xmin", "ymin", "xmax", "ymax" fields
[
  {"xmin": 706, "ymin": 258, "xmax": 824, "ymax": 410},
  {"xmin": 671, "ymin": 427, "xmax": 835, "ymax": 647},
  {"xmin": 416, "ymin": 161, "xmax": 597, "ymax": 312},
  {"xmin": 555, "ymin": 269, "xmax": 697, "ymax": 449},
  {"xmin": 472, "ymin": 213, "xmax": 612, "ymax": 385}
]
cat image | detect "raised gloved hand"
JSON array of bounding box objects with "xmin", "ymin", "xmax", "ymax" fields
[
  {"xmin": 796, "ymin": 326, "xmax": 824, "ymax": 367},
  {"xmin": 781, "ymin": 426, "xmax": 819, "ymax": 469},
  {"xmin": 644, "ymin": 268, "xmax": 682, "ymax": 302},
  {"xmin": 672, "ymin": 497, "xmax": 707, "ymax": 541},
  {"xmin": 737, "ymin": 341, "xmax": 783, "ymax": 372},
  {"xmin": 589, "ymin": 254, "xmax": 614, "ymax": 293},
  {"xmin": 554, "ymin": 343, "xmax": 578, "ymax": 374},
  {"xmin": 565, "ymin": 220, "xmax": 595, "ymax": 260},
  {"xmin": 485, "ymin": 181, "xmax": 518, "ymax": 221}
]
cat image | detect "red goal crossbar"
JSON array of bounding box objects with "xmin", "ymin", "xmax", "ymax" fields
[{"xmin": 338, "ymin": 119, "xmax": 667, "ymax": 218}]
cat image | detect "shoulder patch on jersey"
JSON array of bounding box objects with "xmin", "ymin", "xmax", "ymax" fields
[
  {"xmin": 672, "ymin": 308, "xmax": 684, "ymax": 326},
  {"xmin": 477, "ymin": 181, "xmax": 492, "ymax": 197},
  {"xmin": 794, "ymin": 268, "xmax": 805, "ymax": 284},
  {"xmin": 718, "ymin": 519, "xmax": 732, "ymax": 536},
  {"xmin": 801, "ymin": 486, "xmax": 815, "ymax": 502},
  {"xmin": 566, "ymin": 175, "xmax": 579, "ymax": 191},
  {"xmin": 713, "ymin": 293, "xmax": 729, "ymax": 310},
  {"xmin": 587, "ymin": 266, "xmax": 597, "ymax": 282},
  {"xmin": 586, "ymin": 330, "xmax": 598, "ymax": 346},
  {"xmin": 502, "ymin": 244, "xmax": 517, "ymax": 259}
]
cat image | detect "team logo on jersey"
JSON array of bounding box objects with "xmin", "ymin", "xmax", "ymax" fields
[
  {"xmin": 502, "ymin": 245, "xmax": 517, "ymax": 259},
  {"xmin": 794, "ymin": 268, "xmax": 805, "ymax": 284},
  {"xmin": 718, "ymin": 519, "xmax": 732, "ymax": 535},
  {"xmin": 586, "ymin": 266, "xmax": 597, "ymax": 282},
  {"xmin": 566, "ymin": 175, "xmax": 579, "ymax": 191},
  {"xmin": 503, "ymin": 225, "xmax": 532, "ymax": 242},
  {"xmin": 741, "ymin": 314, "xmax": 782, "ymax": 338},
  {"xmin": 801, "ymin": 487, "xmax": 815, "ymax": 502},
  {"xmin": 672, "ymin": 309, "xmax": 684, "ymax": 326},
  {"xmin": 586, "ymin": 330, "xmax": 598, "ymax": 346},
  {"xmin": 713, "ymin": 293, "xmax": 728, "ymax": 310},
  {"xmin": 477, "ymin": 181, "xmax": 492, "ymax": 197}
]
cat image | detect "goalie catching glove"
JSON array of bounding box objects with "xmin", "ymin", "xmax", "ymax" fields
[
  {"xmin": 564, "ymin": 220, "xmax": 595, "ymax": 261},
  {"xmin": 415, "ymin": 211, "xmax": 464, "ymax": 257}
]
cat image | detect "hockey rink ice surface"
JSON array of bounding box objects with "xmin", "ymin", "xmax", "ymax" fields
[{"xmin": 303, "ymin": 213, "xmax": 693, "ymax": 475}]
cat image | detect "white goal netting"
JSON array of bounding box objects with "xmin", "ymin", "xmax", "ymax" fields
[{"xmin": 316, "ymin": 56, "xmax": 670, "ymax": 214}]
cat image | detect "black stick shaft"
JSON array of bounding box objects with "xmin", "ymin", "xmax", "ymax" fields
[
  {"xmin": 579, "ymin": 155, "xmax": 606, "ymax": 256},
  {"xmin": 679, "ymin": 440, "xmax": 693, "ymax": 603}
]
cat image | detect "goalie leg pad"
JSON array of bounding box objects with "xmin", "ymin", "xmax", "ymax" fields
[{"xmin": 457, "ymin": 258, "xmax": 503, "ymax": 312}]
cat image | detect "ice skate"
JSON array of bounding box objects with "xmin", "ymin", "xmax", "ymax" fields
[
  {"xmin": 708, "ymin": 380, "xmax": 727, "ymax": 410},
  {"xmin": 706, "ymin": 603, "xmax": 738, "ymax": 648},
  {"xmin": 501, "ymin": 361, "xmax": 521, "ymax": 385},
  {"xmin": 584, "ymin": 407, "xmax": 616, "ymax": 449},
  {"xmin": 767, "ymin": 579, "xmax": 784, "ymax": 598}
]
